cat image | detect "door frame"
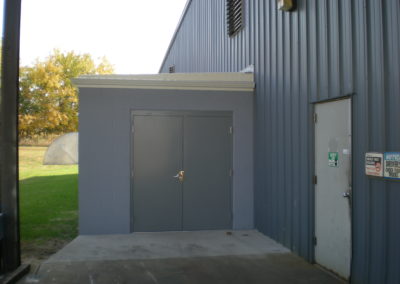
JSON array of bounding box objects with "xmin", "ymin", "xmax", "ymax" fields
[
  {"xmin": 129, "ymin": 110, "xmax": 233, "ymax": 232},
  {"xmin": 311, "ymin": 95, "xmax": 354, "ymax": 279}
]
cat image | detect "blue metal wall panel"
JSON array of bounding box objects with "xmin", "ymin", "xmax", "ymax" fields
[{"xmin": 160, "ymin": 1, "xmax": 400, "ymax": 283}]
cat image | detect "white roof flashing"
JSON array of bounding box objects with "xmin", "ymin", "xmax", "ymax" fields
[{"xmin": 72, "ymin": 73, "xmax": 254, "ymax": 92}]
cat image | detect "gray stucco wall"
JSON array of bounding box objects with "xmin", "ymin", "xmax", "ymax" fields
[
  {"xmin": 159, "ymin": 1, "xmax": 400, "ymax": 283},
  {"xmin": 79, "ymin": 88, "xmax": 253, "ymax": 235}
]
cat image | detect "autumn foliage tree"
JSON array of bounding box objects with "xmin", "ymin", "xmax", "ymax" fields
[{"xmin": 19, "ymin": 50, "xmax": 114, "ymax": 138}]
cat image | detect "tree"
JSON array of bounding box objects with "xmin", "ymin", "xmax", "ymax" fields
[{"xmin": 19, "ymin": 49, "xmax": 114, "ymax": 137}]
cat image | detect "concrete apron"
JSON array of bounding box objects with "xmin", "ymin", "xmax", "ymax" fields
[{"xmin": 21, "ymin": 230, "xmax": 343, "ymax": 284}]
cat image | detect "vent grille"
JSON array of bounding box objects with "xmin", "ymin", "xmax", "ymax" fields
[
  {"xmin": 227, "ymin": 0, "xmax": 244, "ymax": 37},
  {"xmin": 168, "ymin": 65, "xmax": 175, "ymax": 73}
]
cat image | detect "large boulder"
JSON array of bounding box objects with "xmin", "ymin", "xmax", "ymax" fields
[{"xmin": 43, "ymin": 132, "xmax": 78, "ymax": 165}]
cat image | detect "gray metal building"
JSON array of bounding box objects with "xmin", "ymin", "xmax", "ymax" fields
[
  {"xmin": 159, "ymin": 0, "xmax": 400, "ymax": 283},
  {"xmin": 75, "ymin": 73, "xmax": 255, "ymax": 234}
]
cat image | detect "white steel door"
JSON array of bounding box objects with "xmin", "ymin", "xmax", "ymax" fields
[{"xmin": 314, "ymin": 98, "xmax": 352, "ymax": 279}]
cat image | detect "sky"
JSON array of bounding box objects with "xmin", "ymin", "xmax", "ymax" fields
[{"xmin": 11, "ymin": 0, "xmax": 187, "ymax": 74}]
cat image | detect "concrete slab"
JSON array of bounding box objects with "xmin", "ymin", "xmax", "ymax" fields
[
  {"xmin": 20, "ymin": 230, "xmax": 344, "ymax": 284},
  {"xmin": 47, "ymin": 230, "xmax": 289, "ymax": 262}
]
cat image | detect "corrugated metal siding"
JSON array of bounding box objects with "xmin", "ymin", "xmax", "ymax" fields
[{"xmin": 160, "ymin": 1, "xmax": 400, "ymax": 283}]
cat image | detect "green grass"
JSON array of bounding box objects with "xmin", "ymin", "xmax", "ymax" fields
[{"xmin": 19, "ymin": 147, "xmax": 78, "ymax": 242}]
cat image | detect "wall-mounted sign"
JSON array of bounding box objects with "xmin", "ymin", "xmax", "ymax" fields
[
  {"xmin": 328, "ymin": 152, "xmax": 339, "ymax": 167},
  {"xmin": 365, "ymin": 152, "xmax": 383, "ymax": 177},
  {"xmin": 384, "ymin": 152, "xmax": 400, "ymax": 180}
]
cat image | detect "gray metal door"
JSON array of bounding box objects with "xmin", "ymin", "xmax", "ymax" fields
[
  {"xmin": 132, "ymin": 114, "xmax": 183, "ymax": 231},
  {"xmin": 314, "ymin": 99, "xmax": 352, "ymax": 279},
  {"xmin": 132, "ymin": 112, "xmax": 232, "ymax": 232},
  {"xmin": 183, "ymin": 116, "xmax": 232, "ymax": 230}
]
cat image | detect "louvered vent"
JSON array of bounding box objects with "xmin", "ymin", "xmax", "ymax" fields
[{"xmin": 227, "ymin": 0, "xmax": 244, "ymax": 37}]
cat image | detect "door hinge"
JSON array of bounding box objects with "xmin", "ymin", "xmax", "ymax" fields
[
  {"xmin": 313, "ymin": 236, "xmax": 317, "ymax": 246},
  {"xmin": 229, "ymin": 169, "xmax": 233, "ymax": 177},
  {"xmin": 313, "ymin": 175, "xmax": 317, "ymax": 185},
  {"xmin": 313, "ymin": 113, "xmax": 317, "ymax": 123},
  {"xmin": 131, "ymin": 125, "xmax": 134, "ymax": 133},
  {"xmin": 229, "ymin": 126, "xmax": 233, "ymax": 134}
]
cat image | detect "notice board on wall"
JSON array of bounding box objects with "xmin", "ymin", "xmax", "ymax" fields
[
  {"xmin": 384, "ymin": 152, "xmax": 400, "ymax": 180},
  {"xmin": 365, "ymin": 152, "xmax": 383, "ymax": 177}
]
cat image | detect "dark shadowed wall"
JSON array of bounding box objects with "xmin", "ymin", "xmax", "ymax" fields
[{"xmin": 159, "ymin": 1, "xmax": 400, "ymax": 283}]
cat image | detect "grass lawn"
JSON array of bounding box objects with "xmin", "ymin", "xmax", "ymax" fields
[{"xmin": 19, "ymin": 146, "xmax": 78, "ymax": 261}]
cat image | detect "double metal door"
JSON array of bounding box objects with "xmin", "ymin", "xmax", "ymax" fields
[{"xmin": 131, "ymin": 111, "xmax": 232, "ymax": 232}]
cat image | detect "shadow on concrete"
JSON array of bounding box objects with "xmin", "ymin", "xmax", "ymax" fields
[{"xmin": 20, "ymin": 230, "xmax": 344, "ymax": 284}]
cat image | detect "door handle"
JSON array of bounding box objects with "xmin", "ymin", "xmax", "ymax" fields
[
  {"xmin": 342, "ymin": 191, "xmax": 351, "ymax": 198},
  {"xmin": 173, "ymin": 170, "xmax": 184, "ymax": 182}
]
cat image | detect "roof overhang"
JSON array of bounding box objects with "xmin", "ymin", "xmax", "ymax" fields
[{"xmin": 72, "ymin": 73, "xmax": 255, "ymax": 92}]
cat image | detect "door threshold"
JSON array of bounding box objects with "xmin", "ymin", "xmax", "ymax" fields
[{"xmin": 313, "ymin": 263, "xmax": 349, "ymax": 283}]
